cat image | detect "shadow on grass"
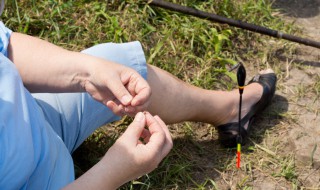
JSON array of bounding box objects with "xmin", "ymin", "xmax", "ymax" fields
[
  {"xmin": 272, "ymin": 0, "xmax": 320, "ymax": 18},
  {"xmin": 274, "ymin": 48, "xmax": 320, "ymax": 67},
  {"xmin": 246, "ymin": 94, "xmax": 289, "ymax": 143},
  {"xmin": 278, "ymin": 55, "xmax": 320, "ymax": 68}
]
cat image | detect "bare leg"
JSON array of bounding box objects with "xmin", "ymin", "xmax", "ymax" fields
[{"xmin": 146, "ymin": 65, "xmax": 271, "ymax": 127}]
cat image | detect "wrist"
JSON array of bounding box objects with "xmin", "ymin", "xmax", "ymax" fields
[{"xmin": 69, "ymin": 52, "xmax": 95, "ymax": 92}]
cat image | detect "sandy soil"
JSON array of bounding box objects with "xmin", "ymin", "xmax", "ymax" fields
[{"xmin": 272, "ymin": 0, "xmax": 320, "ymax": 188}]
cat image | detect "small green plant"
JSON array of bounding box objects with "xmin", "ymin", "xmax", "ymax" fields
[{"xmin": 272, "ymin": 155, "xmax": 298, "ymax": 182}]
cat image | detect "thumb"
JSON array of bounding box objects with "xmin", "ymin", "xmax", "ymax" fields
[
  {"xmin": 121, "ymin": 112, "xmax": 146, "ymax": 144},
  {"xmin": 108, "ymin": 78, "xmax": 133, "ymax": 105}
]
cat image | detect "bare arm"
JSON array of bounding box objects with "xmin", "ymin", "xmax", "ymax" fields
[
  {"xmin": 8, "ymin": 32, "xmax": 95, "ymax": 92},
  {"xmin": 8, "ymin": 32, "xmax": 151, "ymax": 114}
]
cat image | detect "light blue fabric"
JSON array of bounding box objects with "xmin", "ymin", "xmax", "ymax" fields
[
  {"xmin": 0, "ymin": 21, "xmax": 11, "ymax": 56},
  {"xmin": 0, "ymin": 21, "xmax": 148, "ymax": 190}
]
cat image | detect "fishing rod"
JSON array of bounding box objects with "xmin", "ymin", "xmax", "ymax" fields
[{"xmin": 149, "ymin": 0, "xmax": 320, "ymax": 49}]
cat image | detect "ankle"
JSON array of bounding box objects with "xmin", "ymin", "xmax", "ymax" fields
[
  {"xmin": 214, "ymin": 83, "xmax": 263, "ymax": 126},
  {"xmin": 212, "ymin": 91, "xmax": 239, "ymax": 126}
]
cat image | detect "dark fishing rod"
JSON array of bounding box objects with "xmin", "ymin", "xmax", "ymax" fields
[{"xmin": 149, "ymin": 0, "xmax": 320, "ymax": 49}]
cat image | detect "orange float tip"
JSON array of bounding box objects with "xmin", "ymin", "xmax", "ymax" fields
[{"xmin": 236, "ymin": 143, "xmax": 241, "ymax": 168}]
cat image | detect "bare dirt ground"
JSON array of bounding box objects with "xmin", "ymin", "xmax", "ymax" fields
[{"xmin": 265, "ymin": 0, "xmax": 320, "ymax": 188}]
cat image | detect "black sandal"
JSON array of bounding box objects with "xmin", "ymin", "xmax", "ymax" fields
[{"xmin": 217, "ymin": 72, "xmax": 277, "ymax": 148}]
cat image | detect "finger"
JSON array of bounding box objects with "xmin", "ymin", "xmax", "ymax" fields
[
  {"xmin": 123, "ymin": 104, "xmax": 149, "ymax": 116},
  {"xmin": 144, "ymin": 112, "xmax": 166, "ymax": 149},
  {"xmin": 154, "ymin": 116, "xmax": 172, "ymax": 145},
  {"xmin": 126, "ymin": 77, "xmax": 137, "ymax": 97},
  {"xmin": 130, "ymin": 77, "xmax": 151, "ymax": 107},
  {"xmin": 154, "ymin": 115, "xmax": 173, "ymax": 157},
  {"xmin": 84, "ymin": 81, "xmax": 130, "ymax": 115},
  {"xmin": 131, "ymin": 87, "xmax": 151, "ymax": 107},
  {"xmin": 107, "ymin": 74, "xmax": 133, "ymax": 106},
  {"xmin": 124, "ymin": 106, "xmax": 136, "ymax": 115},
  {"xmin": 131, "ymin": 95, "xmax": 151, "ymax": 111},
  {"xmin": 106, "ymin": 100, "xmax": 125, "ymax": 116},
  {"xmin": 137, "ymin": 140, "xmax": 145, "ymax": 145},
  {"xmin": 120, "ymin": 112, "xmax": 146, "ymax": 144},
  {"xmin": 140, "ymin": 128, "xmax": 151, "ymax": 143}
]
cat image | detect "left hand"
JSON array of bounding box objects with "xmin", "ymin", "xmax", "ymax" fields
[
  {"xmin": 62, "ymin": 112, "xmax": 173, "ymax": 190},
  {"xmin": 83, "ymin": 60, "xmax": 151, "ymax": 116},
  {"xmin": 100, "ymin": 112, "xmax": 173, "ymax": 189}
]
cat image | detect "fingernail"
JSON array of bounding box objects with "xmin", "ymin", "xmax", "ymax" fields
[
  {"xmin": 121, "ymin": 95, "xmax": 132, "ymax": 105},
  {"xmin": 135, "ymin": 112, "xmax": 144, "ymax": 122}
]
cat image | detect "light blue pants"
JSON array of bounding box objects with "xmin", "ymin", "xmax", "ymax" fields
[{"xmin": 32, "ymin": 41, "xmax": 148, "ymax": 153}]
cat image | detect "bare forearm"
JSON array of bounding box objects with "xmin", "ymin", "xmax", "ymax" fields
[
  {"xmin": 8, "ymin": 32, "xmax": 100, "ymax": 93},
  {"xmin": 63, "ymin": 157, "xmax": 121, "ymax": 190},
  {"xmin": 63, "ymin": 147, "xmax": 137, "ymax": 190}
]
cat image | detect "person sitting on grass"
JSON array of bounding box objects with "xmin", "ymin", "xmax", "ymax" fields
[{"xmin": 0, "ymin": 1, "xmax": 276, "ymax": 190}]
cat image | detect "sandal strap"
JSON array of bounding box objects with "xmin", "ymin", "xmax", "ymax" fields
[{"xmin": 247, "ymin": 73, "xmax": 277, "ymax": 118}]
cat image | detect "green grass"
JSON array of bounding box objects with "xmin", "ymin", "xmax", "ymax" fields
[{"xmin": 2, "ymin": 0, "xmax": 301, "ymax": 189}]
